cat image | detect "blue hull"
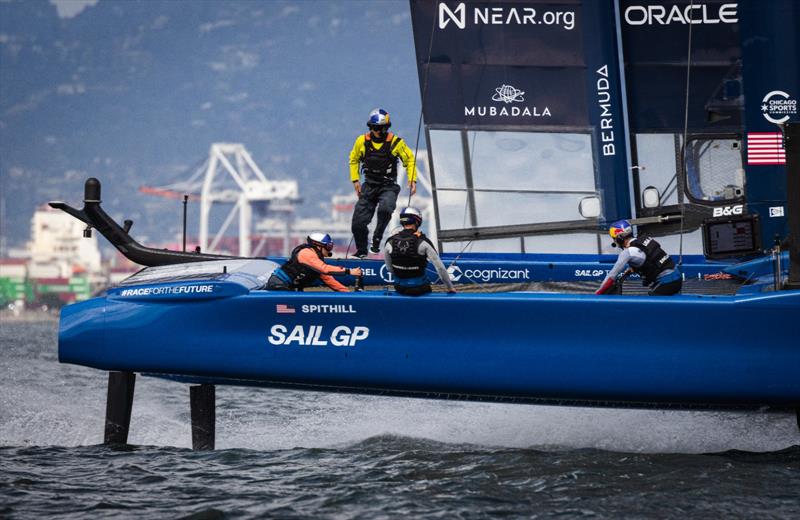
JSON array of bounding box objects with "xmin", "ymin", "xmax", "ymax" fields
[{"xmin": 59, "ymin": 274, "xmax": 800, "ymax": 411}]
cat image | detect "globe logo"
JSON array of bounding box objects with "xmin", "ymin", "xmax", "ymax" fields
[{"xmin": 492, "ymin": 84, "xmax": 525, "ymax": 104}]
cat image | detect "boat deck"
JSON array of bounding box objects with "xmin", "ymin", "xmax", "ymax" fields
[{"xmin": 351, "ymin": 278, "xmax": 746, "ymax": 296}]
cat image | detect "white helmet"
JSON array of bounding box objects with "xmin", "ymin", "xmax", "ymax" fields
[
  {"xmin": 399, "ymin": 207, "xmax": 423, "ymax": 228},
  {"xmin": 307, "ymin": 232, "xmax": 334, "ymax": 251},
  {"xmin": 367, "ymin": 108, "xmax": 391, "ymax": 129}
]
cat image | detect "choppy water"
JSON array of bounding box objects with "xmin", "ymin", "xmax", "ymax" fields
[{"xmin": 1, "ymin": 320, "xmax": 799, "ymax": 518}]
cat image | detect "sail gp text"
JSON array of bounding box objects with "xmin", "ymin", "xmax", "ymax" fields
[{"xmin": 268, "ymin": 325, "xmax": 369, "ymax": 347}]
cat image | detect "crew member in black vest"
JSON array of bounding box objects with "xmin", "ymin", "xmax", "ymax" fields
[
  {"xmin": 383, "ymin": 207, "xmax": 456, "ymax": 296},
  {"xmin": 596, "ymin": 219, "xmax": 682, "ymax": 296},
  {"xmin": 266, "ymin": 233, "xmax": 362, "ymax": 292},
  {"xmin": 349, "ymin": 108, "xmax": 417, "ymax": 258}
]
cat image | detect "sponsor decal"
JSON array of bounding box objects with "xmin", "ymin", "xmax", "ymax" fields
[
  {"xmin": 439, "ymin": 2, "xmax": 465, "ymax": 28},
  {"xmin": 595, "ymin": 65, "xmax": 616, "ymax": 157},
  {"xmin": 769, "ymin": 206, "xmax": 785, "ymax": 218},
  {"xmin": 379, "ymin": 264, "xmax": 394, "ymax": 283},
  {"xmin": 704, "ymin": 272, "xmax": 734, "ymax": 280},
  {"xmin": 761, "ymin": 90, "xmax": 797, "ymax": 125},
  {"xmin": 301, "ymin": 304, "xmax": 357, "ymax": 314},
  {"xmin": 624, "ymin": 3, "xmax": 738, "ymax": 25},
  {"xmin": 276, "ymin": 304, "xmax": 296, "ymax": 314},
  {"xmin": 268, "ymin": 325, "xmax": 369, "ymax": 347},
  {"xmin": 359, "ymin": 266, "xmax": 379, "ymax": 277},
  {"xmin": 492, "ymin": 84, "xmax": 525, "ymax": 104},
  {"xmin": 447, "ymin": 265, "xmax": 463, "ymax": 282},
  {"xmin": 465, "ymin": 84, "xmax": 551, "ymax": 120},
  {"xmin": 447, "ymin": 265, "xmax": 531, "ymax": 283},
  {"xmin": 119, "ymin": 284, "xmax": 214, "ymax": 297},
  {"xmin": 747, "ymin": 132, "xmax": 785, "ymax": 165},
  {"xmin": 574, "ymin": 269, "xmax": 641, "ymax": 279},
  {"xmin": 353, "ymin": 264, "xmax": 395, "ymax": 283},
  {"xmin": 575, "ymin": 269, "xmax": 610, "ymax": 278},
  {"xmin": 712, "ymin": 205, "xmax": 744, "ymax": 218},
  {"xmin": 438, "ymin": 3, "xmax": 576, "ymax": 31}
]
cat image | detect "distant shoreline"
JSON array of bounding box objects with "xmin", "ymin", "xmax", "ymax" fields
[{"xmin": 0, "ymin": 311, "xmax": 59, "ymax": 323}]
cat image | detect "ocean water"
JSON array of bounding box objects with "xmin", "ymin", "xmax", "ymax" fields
[{"xmin": 1, "ymin": 320, "xmax": 799, "ymax": 518}]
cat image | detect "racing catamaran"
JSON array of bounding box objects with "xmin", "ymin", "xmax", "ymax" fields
[{"xmin": 51, "ymin": 0, "xmax": 800, "ymax": 449}]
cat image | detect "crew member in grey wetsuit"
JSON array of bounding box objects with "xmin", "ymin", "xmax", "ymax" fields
[
  {"xmin": 596, "ymin": 219, "xmax": 682, "ymax": 296},
  {"xmin": 383, "ymin": 207, "xmax": 456, "ymax": 296}
]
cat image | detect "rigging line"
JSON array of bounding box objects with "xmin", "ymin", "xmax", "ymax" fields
[
  {"xmin": 657, "ymin": 134, "xmax": 688, "ymax": 203},
  {"xmin": 150, "ymin": 155, "xmax": 209, "ymax": 192},
  {"xmin": 678, "ymin": 0, "xmax": 695, "ymax": 267},
  {"xmin": 408, "ymin": 8, "xmax": 438, "ymax": 208},
  {"xmin": 662, "ymin": 183, "xmax": 678, "ymax": 204},
  {"xmin": 661, "ymin": 175, "xmax": 677, "ymax": 200},
  {"xmin": 444, "ymin": 238, "xmax": 488, "ymax": 290},
  {"xmin": 344, "ymin": 235, "xmax": 354, "ymax": 260},
  {"xmin": 468, "ymin": 130, "xmax": 478, "ymax": 221},
  {"xmin": 438, "ymin": 187, "xmax": 596, "ymax": 195},
  {"xmin": 461, "ymin": 131, "xmax": 479, "ymax": 229},
  {"xmin": 660, "ymin": 137, "xmax": 711, "ymax": 207},
  {"xmin": 447, "ymin": 238, "xmax": 475, "ymax": 269}
]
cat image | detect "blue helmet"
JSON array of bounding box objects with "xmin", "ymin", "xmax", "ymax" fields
[
  {"xmin": 367, "ymin": 108, "xmax": 391, "ymax": 129},
  {"xmin": 307, "ymin": 232, "xmax": 334, "ymax": 251},
  {"xmin": 608, "ymin": 219, "xmax": 633, "ymax": 243},
  {"xmin": 399, "ymin": 207, "xmax": 423, "ymax": 228}
]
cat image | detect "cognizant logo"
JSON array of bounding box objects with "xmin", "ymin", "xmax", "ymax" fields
[{"xmin": 448, "ymin": 265, "xmax": 531, "ymax": 283}]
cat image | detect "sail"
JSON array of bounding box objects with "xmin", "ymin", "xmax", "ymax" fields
[
  {"xmin": 410, "ymin": 0, "xmax": 799, "ymax": 257},
  {"xmin": 410, "ymin": 0, "xmax": 629, "ymax": 253}
]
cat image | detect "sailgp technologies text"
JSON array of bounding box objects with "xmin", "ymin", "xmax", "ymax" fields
[
  {"xmin": 119, "ymin": 285, "xmax": 214, "ymax": 297},
  {"xmin": 574, "ymin": 269, "xmax": 641, "ymax": 279},
  {"xmin": 596, "ymin": 65, "xmax": 616, "ymax": 156},
  {"xmin": 439, "ymin": 3, "xmax": 576, "ymax": 31},
  {"xmin": 268, "ymin": 325, "xmax": 369, "ymax": 347}
]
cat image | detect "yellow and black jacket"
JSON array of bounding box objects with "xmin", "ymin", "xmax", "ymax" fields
[{"xmin": 349, "ymin": 132, "xmax": 416, "ymax": 184}]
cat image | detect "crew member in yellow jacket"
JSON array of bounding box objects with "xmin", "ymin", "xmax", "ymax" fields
[{"xmin": 349, "ymin": 108, "xmax": 416, "ymax": 258}]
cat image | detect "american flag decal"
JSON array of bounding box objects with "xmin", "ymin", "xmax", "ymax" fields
[
  {"xmin": 276, "ymin": 304, "xmax": 295, "ymax": 314},
  {"xmin": 747, "ymin": 132, "xmax": 786, "ymax": 165}
]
